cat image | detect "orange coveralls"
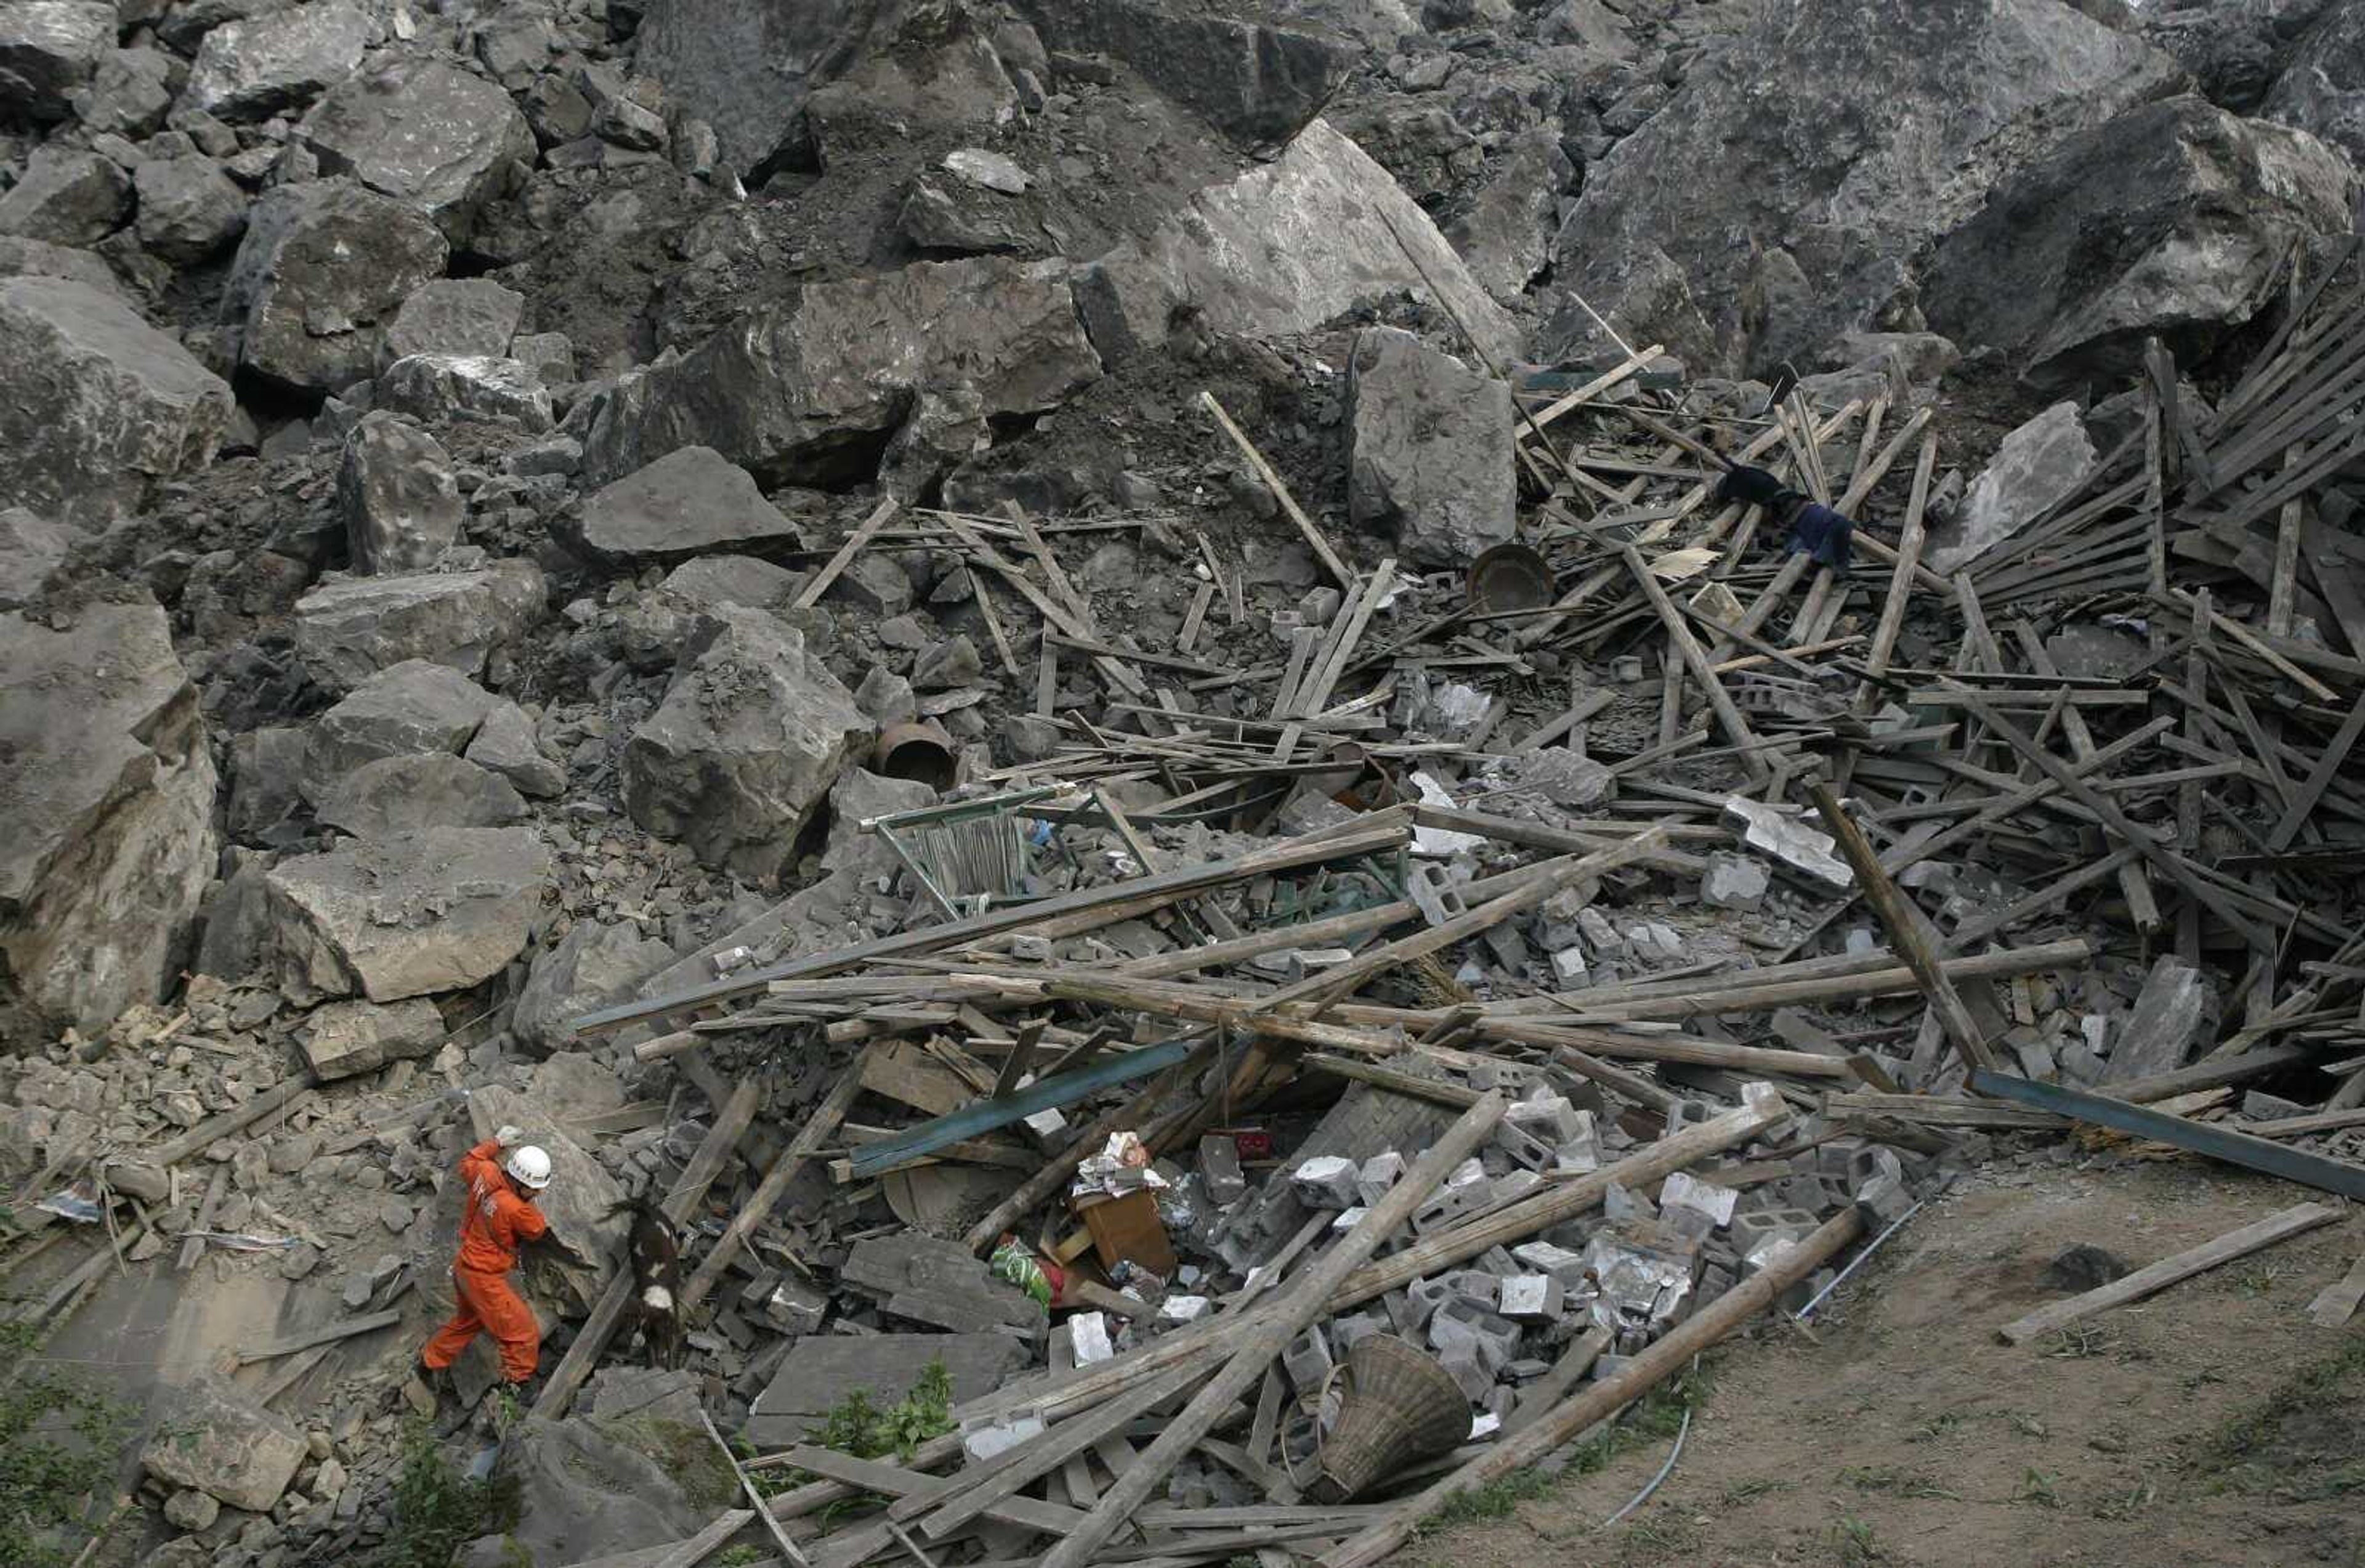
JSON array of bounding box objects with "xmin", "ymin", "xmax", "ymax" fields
[{"xmin": 421, "ymin": 1138, "xmax": 549, "ymax": 1384}]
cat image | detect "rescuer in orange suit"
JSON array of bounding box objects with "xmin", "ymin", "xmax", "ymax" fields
[{"xmin": 419, "ymin": 1124, "xmax": 552, "ymax": 1394}]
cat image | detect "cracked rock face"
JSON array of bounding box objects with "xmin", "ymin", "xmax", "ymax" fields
[
  {"xmin": 0, "ymin": 277, "xmax": 235, "ymax": 529},
  {"xmin": 0, "ymin": 600, "xmax": 217, "ymax": 1038},
  {"xmin": 176, "ymin": 0, "xmax": 372, "ymax": 124},
  {"xmin": 297, "ymin": 56, "xmax": 538, "ymax": 249}
]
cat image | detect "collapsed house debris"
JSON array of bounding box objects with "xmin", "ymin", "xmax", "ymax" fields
[{"xmin": 6, "ymin": 0, "xmax": 2365, "ymax": 1566}]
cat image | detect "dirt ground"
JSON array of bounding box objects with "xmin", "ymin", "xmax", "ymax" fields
[{"xmin": 1396, "ymin": 1155, "xmax": 2365, "ymax": 1568}]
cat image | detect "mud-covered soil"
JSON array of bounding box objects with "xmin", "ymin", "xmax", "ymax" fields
[{"xmin": 1398, "ymin": 1157, "xmax": 2365, "ymax": 1568}]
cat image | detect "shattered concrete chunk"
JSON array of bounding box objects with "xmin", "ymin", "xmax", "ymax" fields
[
  {"xmin": 1722, "ymin": 798, "xmax": 1853, "ymax": 891},
  {"xmin": 140, "ymin": 1378, "xmax": 306, "ymax": 1513}
]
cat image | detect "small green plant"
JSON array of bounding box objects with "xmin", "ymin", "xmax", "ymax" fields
[
  {"xmin": 1418, "ymin": 1467, "xmax": 1556, "ymax": 1532},
  {"xmin": 2014, "ymin": 1468, "xmax": 2063, "ymax": 1509},
  {"xmin": 489, "ymin": 1384, "xmax": 521, "ymax": 1436},
  {"xmin": 807, "ymin": 1360, "xmax": 955, "ymax": 1462},
  {"xmin": 1832, "ymin": 1514, "xmax": 1882, "ymax": 1566},
  {"xmin": 371, "ymin": 1420, "xmax": 519, "ymax": 1568},
  {"xmin": 2045, "ymin": 1325, "xmax": 2116, "ymax": 1359},
  {"xmin": 0, "ymin": 1320, "xmax": 133, "ymax": 1568},
  {"xmin": 1909, "ymin": 1410, "xmax": 1961, "ymax": 1444},
  {"xmin": 2007, "ymin": 1411, "xmax": 2048, "ymax": 1439},
  {"xmin": 2231, "ymin": 1263, "xmax": 2281, "ymax": 1297},
  {"xmin": 716, "ymin": 1548, "xmax": 768, "ymax": 1567},
  {"xmin": 2092, "ymin": 1474, "xmax": 2157, "ymax": 1521}
]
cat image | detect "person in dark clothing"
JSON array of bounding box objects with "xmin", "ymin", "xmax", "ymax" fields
[{"xmin": 1715, "ymin": 463, "xmax": 1857, "ymax": 571}]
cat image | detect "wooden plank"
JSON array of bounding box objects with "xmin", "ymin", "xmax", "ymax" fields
[
  {"xmin": 2305, "ymin": 1255, "xmax": 2365, "ymax": 1328},
  {"xmin": 674, "ymin": 1061, "xmax": 865, "ymax": 1315},
  {"xmin": 1037, "ymin": 1094, "xmax": 1509, "ymax": 1568},
  {"xmin": 2267, "ymin": 690, "xmax": 2365, "ymax": 852},
  {"xmin": 1996, "ymin": 1203, "xmax": 2340, "ymax": 1345},
  {"xmin": 1200, "ymin": 390, "xmax": 1352, "ymax": 588},
  {"xmin": 845, "ymin": 1040, "xmax": 1195, "ymax": 1178},
  {"xmin": 235, "ymin": 1309, "xmax": 402, "ymax": 1366},
  {"xmin": 1623, "ymin": 544, "xmax": 1771, "ymax": 786},
  {"xmin": 791, "ymin": 499, "xmax": 899, "ymax": 612},
  {"xmin": 535, "ymin": 1076, "xmax": 764, "ymax": 1420}
]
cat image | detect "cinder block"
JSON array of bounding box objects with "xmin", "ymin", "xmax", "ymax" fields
[
  {"xmin": 1437, "ymin": 1341, "xmax": 1495, "ymax": 1402},
  {"xmin": 1492, "ymin": 1118, "xmax": 1556, "ymax": 1173},
  {"xmin": 1413, "ymin": 1179, "xmax": 1490, "ymax": 1236},
  {"xmin": 1331, "ymin": 1311, "xmax": 1388, "ymax": 1353},
  {"xmin": 1498, "ymin": 1274, "xmax": 1564, "ymax": 1321},
  {"xmin": 1506, "ymin": 1093, "xmax": 1580, "ymax": 1145},
  {"xmin": 1356, "ymin": 1150, "xmax": 1407, "ymax": 1205},
  {"xmin": 1292, "ymin": 1154, "xmax": 1360, "ymax": 1210},
  {"xmin": 1854, "ymin": 1171, "xmax": 1913, "ymax": 1227},
  {"xmin": 1511, "ymin": 1241, "xmax": 1589, "ymax": 1288},
  {"xmin": 1490, "ymin": 1170, "xmax": 1544, "ymax": 1206},
  {"xmin": 1442, "ymin": 1269, "xmax": 1499, "ymax": 1309},
  {"xmin": 1428, "ymin": 1299, "xmax": 1520, "ymax": 1369},
  {"xmin": 1197, "ymin": 1135, "xmax": 1247, "ymax": 1206},
  {"xmin": 1281, "ymin": 1325, "xmax": 1332, "ymax": 1392}
]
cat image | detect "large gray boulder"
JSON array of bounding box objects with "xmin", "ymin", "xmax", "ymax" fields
[
  {"xmin": 176, "ymin": 0, "xmax": 370, "ymax": 123},
  {"xmin": 222, "ymin": 179, "xmax": 450, "ymax": 397},
  {"xmin": 622, "ymin": 605, "xmax": 868, "ymax": 882},
  {"xmin": 293, "ymin": 559, "xmax": 545, "ymax": 691},
  {"xmin": 382, "ymin": 278, "xmax": 526, "ymax": 366},
  {"xmin": 0, "ymin": 232, "xmax": 123, "ymax": 294},
  {"xmin": 302, "ymin": 659, "xmax": 503, "ymax": 796},
  {"xmin": 339, "ymin": 412, "xmax": 463, "ymax": 574},
  {"xmin": 471, "ymin": 1400, "xmax": 718, "ymax": 1566},
  {"xmin": 1077, "ymin": 117, "xmax": 1522, "ymax": 368},
  {"xmin": 1925, "ymin": 96, "xmax": 2357, "ymax": 388},
  {"xmin": 139, "ymin": 1378, "xmax": 305, "ymax": 1514},
  {"xmin": 1448, "ymin": 129, "xmax": 1574, "ymax": 304},
  {"xmin": 0, "ymin": 146, "xmax": 131, "ymax": 246},
  {"xmin": 297, "ymin": 995, "xmax": 445, "ymax": 1080},
  {"xmin": 2267, "ymin": 4, "xmax": 2365, "ymax": 166},
  {"xmin": 72, "ymin": 44, "xmax": 177, "ymax": 137},
  {"xmin": 0, "ymin": 0, "xmax": 117, "ymax": 121},
  {"xmin": 632, "ymin": 0, "xmax": 878, "ymax": 172},
  {"xmin": 578, "ymin": 256, "xmax": 1101, "ymax": 487},
  {"xmin": 1546, "ymin": 0, "xmax": 2186, "ymax": 376},
  {"xmin": 0, "ymin": 507, "xmax": 73, "ymax": 608},
  {"xmin": 564, "ymin": 445, "xmax": 803, "ymax": 564},
  {"xmin": 265, "ymin": 826, "xmax": 551, "ymax": 1003},
  {"xmin": 1011, "ymin": 0, "xmax": 1351, "ymax": 145},
  {"xmin": 511, "ymin": 919, "xmax": 673, "ymax": 1055},
  {"xmin": 378, "ymin": 352, "xmax": 553, "ymax": 432},
  {"xmin": 1348, "ymin": 328, "xmax": 1514, "ymax": 568},
  {"xmin": 132, "ymin": 156, "xmax": 249, "ymax": 263},
  {"xmin": 464, "ymin": 698, "xmax": 566, "ymax": 798},
  {"xmin": 0, "ymin": 277, "xmax": 232, "ymax": 528},
  {"xmin": 1, "ymin": 601, "xmax": 217, "ymax": 1039},
  {"xmin": 1925, "ymin": 402, "xmax": 2097, "ymax": 575},
  {"xmin": 297, "ymin": 57, "xmax": 536, "ymax": 249},
  {"xmin": 314, "ymin": 752, "xmax": 526, "ymax": 839}
]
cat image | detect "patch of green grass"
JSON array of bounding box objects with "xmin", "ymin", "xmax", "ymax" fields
[
  {"xmin": 2092, "ymin": 1474, "xmax": 2157, "ymax": 1521},
  {"xmin": 1420, "ymin": 1466, "xmax": 1559, "ymax": 1532},
  {"xmin": 716, "ymin": 1548, "xmax": 769, "ymax": 1567},
  {"xmin": 2231, "ymin": 1263, "xmax": 2282, "ymax": 1298},
  {"xmin": 1621, "ymin": 1513, "xmax": 1701, "ymax": 1556},
  {"xmin": 371, "ymin": 1420, "xmax": 521, "ymax": 1568},
  {"xmin": 1839, "ymin": 1463, "xmax": 1961, "ymax": 1500},
  {"xmin": 808, "ymin": 1359, "xmax": 955, "ymax": 1461},
  {"xmin": 1721, "ymin": 1475, "xmax": 1792, "ymax": 1505},
  {"xmin": 2212, "ymin": 1336, "xmax": 2365, "ymax": 1460},
  {"xmin": 0, "ymin": 1321, "xmax": 134, "ymax": 1568}
]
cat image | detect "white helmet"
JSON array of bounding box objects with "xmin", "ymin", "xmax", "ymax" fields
[{"xmin": 505, "ymin": 1144, "xmax": 553, "ymax": 1190}]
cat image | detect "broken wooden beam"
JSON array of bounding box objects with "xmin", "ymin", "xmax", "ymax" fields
[{"xmin": 1996, "ymin": 1202, "xmax": 2340, "ymax": 1346}]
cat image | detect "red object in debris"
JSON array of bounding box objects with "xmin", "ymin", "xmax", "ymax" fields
[{"xmin": 1225, "ymin": 1130, "xmax": 1275, "ymax": 1161}]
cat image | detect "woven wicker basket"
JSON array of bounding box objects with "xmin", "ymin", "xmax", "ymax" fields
[{"xmin": 1303, "ymin": 1334, "xmax": 1470, "ymax": 1503}]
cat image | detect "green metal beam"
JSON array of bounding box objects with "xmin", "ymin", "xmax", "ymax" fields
[
  {"xmin": 846, "ymin": 1038, "xmax": 1197, "ymax": 1178},
  {"xmin": 1969, "ymin": 1069, "xmax": 2365, "ymax": 1201}
]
